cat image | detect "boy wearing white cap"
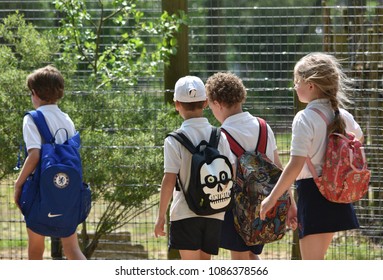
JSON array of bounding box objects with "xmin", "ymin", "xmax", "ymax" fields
[{"xmin": 154, "ymin": 76, "xmax": 235, "ymax": 260}]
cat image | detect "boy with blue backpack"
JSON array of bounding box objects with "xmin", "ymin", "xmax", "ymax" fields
[
  {"xmin": 14, "ymin": 65, "xmax": 87, "ymax": 260},
  {"xmin": 154, "ymin": 75, "xmax": 235, "ymax": 260}
]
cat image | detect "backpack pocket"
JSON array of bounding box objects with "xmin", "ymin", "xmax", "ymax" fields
[
  {"xmin": 19, "ymin": 173, "xmax": 39, "ymax": 217},
  {"xmin": 79, "ymin": 183, "xmax": 92, "ymax": 224}
]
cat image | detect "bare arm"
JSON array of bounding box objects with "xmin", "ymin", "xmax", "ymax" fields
[
  {"xmin": 260, "ymin": 155, "xmax": 306, "ymax": 220},
  {"xmin": 272, "ymin": 150, "xmax": 298, "ymax": 229},
  {"xmin": 273, "ymin": 150, "xmax": 296, "ymax": 204},
  {"xmin": 154, "ymin": 172, "xmax": 176, "ymax": 238},
  {"xmin": 14, "ymin": 148, "xmax": 40, "ymax": 206}
]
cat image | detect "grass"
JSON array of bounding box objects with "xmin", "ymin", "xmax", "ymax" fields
[
  {"xmin": 0, "ymin": 239, "xmax": 27, "ymax": 249},
  {"xmin": 0, "ymin": 176, "xmax": 54, "ymax": 259},
  {"xmin": 274, "ymin": 132, "xmax": 292, "ymax": 166},
  {"xmin": 1, "ymin": 171, "xmax": 382, "ymax": 260},
  {"xmin": 327, "ymin": 231, "xmax": 383, "ymax": 260}
]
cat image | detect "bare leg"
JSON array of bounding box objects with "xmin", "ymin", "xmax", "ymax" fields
[
  {"xmin": 179, "ymin": 249, "xmax": 211, "ymax": 260},
  {"xmin": 230, "ymin": 250, "xmax": 261, "ymax": 260},
  {"xmin": 249, "ymin": 252, "xmax": 261, "ymax": 260},
  {"xmin": 27, "ymin": 228, "xmax": 45, "ymax": 260},
  {"xmin": 299, "ymin": 232, "xmax": 334, "ymax": 260},
  {"xmin": 61, "ymin": 232, "xmax": 87, "ymax": 260}
]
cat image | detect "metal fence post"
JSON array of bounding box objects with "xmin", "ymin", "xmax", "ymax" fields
[{"xmin": 51, "ymin": 237, "xmax": 63, "ymax": 260}]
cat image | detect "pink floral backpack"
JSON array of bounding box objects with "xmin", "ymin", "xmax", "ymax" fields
[{"xmin": 306, "ymin": 108, "xmax": 371, "ymax": 203}]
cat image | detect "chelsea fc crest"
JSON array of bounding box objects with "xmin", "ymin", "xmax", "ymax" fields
[{"xmin": 53, "ymin": 172, "xmax": 70, "ymax": 189}]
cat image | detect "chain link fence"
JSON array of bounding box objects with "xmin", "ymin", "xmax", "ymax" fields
[{"xmin": 0, "ymin": 0, "xmax": 382, "ymax": 259}]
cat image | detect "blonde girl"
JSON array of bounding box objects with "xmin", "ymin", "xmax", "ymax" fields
[{"xmin": 260, "ymin": 53, "xmax": 363, "ymax": 260}]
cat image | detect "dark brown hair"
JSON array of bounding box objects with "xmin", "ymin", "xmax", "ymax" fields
[
  {"xmin": 27, "ymin": 65, "xmax": 64, "ymax": 102},
  {"xmin": 178, "ymin": 100, "xmax": 206, "ymax": 111}
]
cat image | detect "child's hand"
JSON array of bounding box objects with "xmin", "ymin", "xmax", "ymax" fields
[
  {"xmin": 287, "ymin": 203, "xmax": 298, "ymax": 230},
  {"xmin": 259, "ymin": 196, "xmax": 276, "ymax": 220},
  {"xmin": 154, "ymin": 216, "xmax": 166, "ymax": 238},
  {"xmin": 13, "ymin": 182, "xmax": 22, "ymax": 210}
]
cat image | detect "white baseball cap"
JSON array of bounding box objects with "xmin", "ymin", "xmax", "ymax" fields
[{"xmin": 173, "ymin": 76, "xmax": 206, "ymax": 103}]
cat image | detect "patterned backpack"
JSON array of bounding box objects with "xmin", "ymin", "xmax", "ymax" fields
[
  {"xmin": 222, "ymin": 117, "xmax": 290, "ymax": 246},
  {"xmin": 306, "ymin": 108, "xmax": 371, "ymax": 203}
]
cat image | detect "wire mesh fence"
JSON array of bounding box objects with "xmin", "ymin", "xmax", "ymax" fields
[{"xmin": 0, "ymin": 0, "xmax": 382, "ymax": 260}]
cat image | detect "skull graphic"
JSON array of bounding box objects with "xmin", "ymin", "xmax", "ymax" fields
[{"xmin": 201, "ymin": 157, "xmax": 233, "ymax": 210}]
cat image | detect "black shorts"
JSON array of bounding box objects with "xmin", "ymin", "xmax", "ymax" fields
[
  {"xmin": 169, "ymin": 217, "xmax": 223, "ymax": 255},
  {"xmin": 220, "ymin": 210, "xmax": 264, "ymax": 255}
]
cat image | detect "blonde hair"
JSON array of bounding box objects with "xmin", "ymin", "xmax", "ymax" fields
[{"xmin": 294, "ymin": 52, "xmax": 353, "ymax": 134}]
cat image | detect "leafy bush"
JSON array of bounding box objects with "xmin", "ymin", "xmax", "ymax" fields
[
  {"xmin": 0, "ymin": 12, "xmax": 74, "ymax": 180},
  {"xmin": 54, "ymin": 0, "xmax": 186, "ymax": 258},
  {"xmin": 0, "ymin": 2, "xmax": 185, "ymax": 258}
]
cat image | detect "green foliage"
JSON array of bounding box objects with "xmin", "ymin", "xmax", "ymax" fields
[
  {"xmin": 52, "ymin": 0, "xmax": 186, "ymax": 257},
  {"xmin": 62, "ymin": 90, "xmax": 181, "ymax": 257},
  {"xmin": 0, "ymin": 13, "xmax": 72, "ymax": 180},
  {"xmin": 54, "ymin": 0, "xmax": 187, "ymax": 89},
  {"xmin": 0, "ymin": 7, "xmax": 184, "ymax": 258},
  {"xmin": 0, "ymin": 12, "xmax": 56, "ymax": 69}
]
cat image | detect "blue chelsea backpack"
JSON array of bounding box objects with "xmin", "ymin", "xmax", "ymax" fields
[{"xmin": 18, "ymin": 110, "xmax": 91, "ymax": 238}]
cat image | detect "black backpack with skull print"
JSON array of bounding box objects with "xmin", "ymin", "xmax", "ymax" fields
[{"xmin": 167, "ymin": 127, "xmax": 234, "ymax": 215}]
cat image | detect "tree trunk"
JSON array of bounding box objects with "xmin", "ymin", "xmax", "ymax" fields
[{"xmin": 162, "ymin": 0, "xmax": 189, "ymax": 104}]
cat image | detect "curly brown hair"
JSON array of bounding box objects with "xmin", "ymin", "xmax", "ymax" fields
[
  {"xmin": 205, "ymin": 72, "xmax": 246, "ymax": 107},
  {"xmin": 27, "ymin": 65, "xmax": 64, "ymax": 102}
]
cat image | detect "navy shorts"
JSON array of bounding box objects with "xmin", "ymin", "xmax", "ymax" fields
[
  {"xmin": 296, "ymin": 178, "xmax": 359, "ymax": 239},
  {"xmin": 169, "ymin": 217, "xmax": 223, "ymax": 255},
  {"xmin": 220, "ymin": 210, "xmax": 264, "ymax": 255}
]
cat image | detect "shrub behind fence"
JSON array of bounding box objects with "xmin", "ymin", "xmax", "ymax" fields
[{"xmin": 0, "ymin": 0, "xmax": 382, "ymax": 260}]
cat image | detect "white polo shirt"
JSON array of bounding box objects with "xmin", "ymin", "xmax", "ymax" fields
[
  {"xmin": 221, "ymin": 111, "xmax": 278, "ymax": 162},
  {"xmin": 23, "ymin": 104, "xmax": 76, "ymax": 150},
  {"xmin": 291, "ymin": 99, "xmax": 363, "ymax": 180}
]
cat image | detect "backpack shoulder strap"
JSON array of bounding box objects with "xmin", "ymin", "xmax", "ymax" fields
[
  {"xmin": 306, "ymin": 108, "xmax": 327, "ymax": 179},
  {"xmin": 166, "ymin": 130, "xmax": 197, "ymax": 193},
  {"xmin": 309, "ymin": 108, "xmax": 330, "ymax": 126},
  {"xmin": 221, "ymin": 128, "xmax": 245, "ymax": 157},
  {"xmin": 166, "ymin": 131, "xmax": 196, "ymax": 154},
  {"xmin": 208, "ymin": 126, "xmax": 221, "ymax": 149},
  {"xmin": 255, "ymin": 117, "xmax": 268, "ymax": 154},
  {"xmin": 167, "ymin": 127, "xmax": 220, "ymax": 153},
  {"xmin": 221, "ymin": 118, "xmax": 268, "ymax": 156},
  {"xmin": 26, "ymin": 110, "xmax": 53, "ymax": 143}
]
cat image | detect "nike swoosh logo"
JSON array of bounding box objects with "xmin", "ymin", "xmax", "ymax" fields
[{"xmin": 48, "ymin": 213, "xmax": 63, "ymax": 218}]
